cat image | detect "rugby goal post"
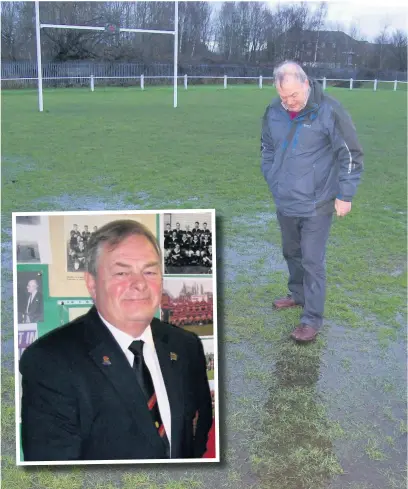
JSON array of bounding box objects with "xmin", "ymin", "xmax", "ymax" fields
[{"xmin": 34, "ymin": 1, "xmax": 179, "ymax": 111}]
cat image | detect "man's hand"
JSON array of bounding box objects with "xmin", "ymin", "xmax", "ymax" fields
[{"xmin": 335, "ymin": 199, "xmax": 352, "ymax": 217}]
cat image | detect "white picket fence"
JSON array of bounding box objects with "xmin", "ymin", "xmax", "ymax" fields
[{"xmin": 2, "ymin": 75, "xmax": 407, "ymax": 91}]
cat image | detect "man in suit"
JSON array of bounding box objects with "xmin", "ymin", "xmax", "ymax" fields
[
  {"xmin": 20, "ymin": 220, "xmax": 213, "ymax": 462},
  {"xmin": 21, "ymin": 279, "xmax": 43, "ymax": 323}
]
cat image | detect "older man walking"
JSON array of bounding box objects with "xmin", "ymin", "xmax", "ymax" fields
[{"xmin": 261, "ymin": 61, "xmax": 363, "ymax": 342}]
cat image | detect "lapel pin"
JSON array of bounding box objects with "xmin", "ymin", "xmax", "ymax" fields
[
  {"xmin": 170, "ymin": 352, "xmax": 178, "ymax": 361},
  {"xmin": 102, "ymin": 356, "xmax": 111, "ymax": 366}
]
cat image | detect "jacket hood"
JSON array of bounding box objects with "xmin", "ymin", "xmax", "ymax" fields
[{"xmin": 306, "ymin": 77, "xmax": 324, "ymax": 107}]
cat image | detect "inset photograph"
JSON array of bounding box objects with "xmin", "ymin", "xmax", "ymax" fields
[
  {"xmin": 162, "ymin": 212, "xmax": 213, "ymax": 275},
  {"xmin": 162, "ymin": 277, "xmax": 214, "ymax": 336},
  {"xmin": 13, "ymin": 210, "xmax": 218, "ymax": 464},
  {"xmin": 17, "ymin": 271, "xmax": 44, "ymax": 324}
]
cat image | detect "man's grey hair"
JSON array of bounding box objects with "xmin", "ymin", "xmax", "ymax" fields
[
  {"xmin": 273, "ymin": 61, "xmax": 308, "ymax": 86},
  {"xmin": 85, "ymin": 219, "xmax": 161, "ymax": 277}
]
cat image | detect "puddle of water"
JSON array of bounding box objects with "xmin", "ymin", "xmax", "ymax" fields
[
  {"xmin": 1, "ymin": 239, "xmax": 13, "ymax": 274},
  {"xmin": 395, "ymin": 312, "xmax": 406, "ymax": 328},
  {"xmin": 320, "ymin": 322, "xmax": 407, "ymax": 489},
  {"xmin": 33, "ymin": 193, "xmax": 133, "ymax": 211},
  {"xmin": 2, "ymin": 156, "xmax": 37, "ymax": 180},
  {"xmin": 222, "ymin": 237, "xmax": 286, "ymax": 283},
  {"xmin": 232, "ymin": 211, "xmax": 277, "ymax": 227},
  {"xmin": 2, "ymin": 337, "xmax": 14, "ymax": 372}
]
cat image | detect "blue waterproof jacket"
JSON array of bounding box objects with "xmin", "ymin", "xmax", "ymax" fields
[{"xmin": 261, "ymin": 79, "xmax": 364, "ymax": 217}]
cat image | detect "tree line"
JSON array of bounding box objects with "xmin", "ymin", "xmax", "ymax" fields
[{"xmin": 1, "ymin": 1, "xmax": 406, "ymax": 72}]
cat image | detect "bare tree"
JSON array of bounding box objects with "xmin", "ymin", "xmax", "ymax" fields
[
  {"xmin": 373, "ymin": 23, "xmax": 390, "ymax": 70},
  {"xmin": 308, "ymin": 2, "xmax": 328, "ymax": 63},
  {"xmin": 389, "ymin": 29, "xmax": 407, "ymax": 71}
]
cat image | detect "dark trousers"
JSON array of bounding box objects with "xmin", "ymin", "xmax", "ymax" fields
[{"xmin": 276, "ymin": 211, "xmax": 333, "ymax": 329}]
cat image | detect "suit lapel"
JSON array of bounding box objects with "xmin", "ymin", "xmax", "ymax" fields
[
  {"xmin": 151, "ymin": 318, "xmax": 185, "ymax": 458},
  {"xmin": 83, "ymin": 307, "xmax": 164, "ymax": 454}
]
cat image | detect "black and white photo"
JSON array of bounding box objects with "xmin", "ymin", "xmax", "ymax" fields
[
  {"xmin": 17, "ymin": 271, "xmax": 44, "ymax": 324},
  {"xmin": 162, "ymin": 212, "xmax": 214, "ymax": 275}
]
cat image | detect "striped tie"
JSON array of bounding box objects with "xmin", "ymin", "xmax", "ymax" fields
[{"xmin": 128, "ymin": 340, "xmax": 170, "ymax": 457}]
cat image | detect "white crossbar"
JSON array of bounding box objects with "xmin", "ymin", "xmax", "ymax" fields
[{"xmin": 40, "ymin": 24, "xmax": 174, "ymax": 35}]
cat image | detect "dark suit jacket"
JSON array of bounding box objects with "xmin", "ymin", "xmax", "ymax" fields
[
  {"xmin": 22, "ymin": 292, "xmax": 43, "ymax": 323},
  {"xmin": 20, "ymin": 307, "xmax": 213, "ymax": 461}
]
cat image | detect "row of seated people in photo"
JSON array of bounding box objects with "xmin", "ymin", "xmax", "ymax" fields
[
  {"xmin": 165, "ymin": 233, "xmax": 212, "ymax": 254},
  {"xmin": 170, "ymin": 314, "xmax": 213, "ymax": 327},
  {"xmin": 165, "ymin": 244, "xmax": 212, "ymax": 268},
  {"xmin": 164, "ymin": 222, "xmax": 212, "ymax": 245}
]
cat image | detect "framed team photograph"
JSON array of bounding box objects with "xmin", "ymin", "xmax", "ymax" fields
[
  {"xmin": 161, "ymin": 277, "xmax": 214, "ymax": 337},
  {"xmin": 62, "ymin": 214, "xmax": 157, "ymax": 273},
  {"xmin": 161, "ymin": 212, "xmax": 214, "ymax": 275},
  {"xmin": 45, "ymin": 213, "xmax": 156, "ymax": 298}
]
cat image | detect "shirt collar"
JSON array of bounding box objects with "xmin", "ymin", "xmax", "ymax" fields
[{"xmin": 98, "ymin": 312, "xmax": 153, "ymax": 351}]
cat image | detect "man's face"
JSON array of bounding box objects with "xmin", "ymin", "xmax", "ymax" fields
[
  {"xmin": 195, "ymin": 222, "xmax": 199, "ymax": 228},
  {"xmin": 166, "ymin": 224, "xmax": 171, "ymax": 230},
  {"xmin": 186, "ymin": 225, "xmax": 190, "ymax": 231},
  {"xmin": 176, "ymin": 223, "xmax": 180, "ymax": 230},
  {"xmin": 73, "ymin": 225, "xmax": 78, "ymax": 231},
  {"xmin": 93, "ymin": 226, "xmax": 97, "ymax": 232},
  {"xmin": 203, "ymin": 223, "xmax": 207, "ymax": 230},
  {"xmin": 74, "ymin": 260, "xmax": 80, "ymax": 270},
  {"xmin": 85, "ymin": 235, "xmax": 162, "ymax": 333},
  {"xmin": 193, "ymin": 235, "xmax": 198, "ymax": 242},
  {"xmin": 276, "ymin": 77, "xmax": 309, "ymax": 113},
  {"xmin": 27, "ymin": 280, "xmax": 37, "ymax": 294},
  {"xmin": 84, "ymin": 226, "xmax": 88, "ymax": 231}
]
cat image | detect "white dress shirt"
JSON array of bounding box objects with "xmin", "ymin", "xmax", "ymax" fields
[
  {"xmin": 98, "ymin": 313, "xmax": 172, "ymax": 450},
  {"xmin": 26, "ymin": 291, "xmax": 37, "ymax": 313}
]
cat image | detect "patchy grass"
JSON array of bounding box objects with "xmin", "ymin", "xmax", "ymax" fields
[{"xmin": 2, "ymin": 86, "xmax": 407, "ymax": 488}]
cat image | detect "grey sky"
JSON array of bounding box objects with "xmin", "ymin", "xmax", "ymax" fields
[
  {"xmin": 264, "ymin": 0, "xmax": 407, "ymax": 42},
  {"xmin": 323, "ymin": 1, "xmax": 408, "ymax": 41}
]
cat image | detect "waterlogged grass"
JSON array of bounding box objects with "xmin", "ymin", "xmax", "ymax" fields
[{"xmin": 2, "ymin": 86, "xmax": 407, "ymax": 488}]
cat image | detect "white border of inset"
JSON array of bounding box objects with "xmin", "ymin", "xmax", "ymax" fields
[{"xmin": 12, "ymin": 209, "xmax": 219, "ymax": 466}]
